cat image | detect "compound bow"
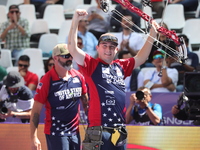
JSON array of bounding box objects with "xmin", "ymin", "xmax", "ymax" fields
[{"xmin": 99, "ymin": 0, "xmax": 188, "ymax": 64}]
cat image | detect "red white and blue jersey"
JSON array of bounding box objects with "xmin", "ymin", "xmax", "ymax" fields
[
  {"xmin": 78, "ymin": 54, "xmax": 135, "ymax": 127},
  {"xmin": 34, "ymin": 67, "xmax": 87, "ymax": 136}
]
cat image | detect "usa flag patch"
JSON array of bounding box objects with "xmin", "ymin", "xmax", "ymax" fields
[{"xmin": 37, "ymin": 82, "xmax": 43, "ymax": 89}]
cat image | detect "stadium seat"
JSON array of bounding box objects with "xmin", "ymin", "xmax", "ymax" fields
[
  {"xmin": 43, "ymin": 4, "xmax": 65, "ymax": 31},
  {"xmin": 0, "ymin": 5, "xmax": 7, "ymax": 26},
  {"xmin": 38, "ymin": 33, "xmax": 58, "ymax": 58},
  {"xmin": 162, "ymin": 4, "xmax": 185, "ymax": 31},
  {"xmin": 23, "ymin": 48, "xmax": 45, "ymax": 79},
  {"xmin": 0, "ymin": 49, "xmax": 13, "ymax": 68},
  {"xmin": 182, "ymin": 18, "xmax": 200, "ymax": 49},
  {"xmin": 58, "ymin": 20, "xmax": 72, "ymax": 44},
  {"xmin": 19, "ymin": 4, "xmax": 37, "ymax": 30}
]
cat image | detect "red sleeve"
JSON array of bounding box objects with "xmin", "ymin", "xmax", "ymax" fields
[
  {"xmin": 115, "ymin": 57, "xmax": 135, "ymax": 78},
  {"xmin": 30, "ymin": 73, "xmax": 39, "ymax": 86},
  {"xmin": 79, "ymin": 73, "xmax": 87, "ymax": 95},
  {"xmin": 78, "ymin": 54, "xmax": 99, "ymax": 76},
  {"xmin": 24, "ymin": 71, "xmax": 39, "ymax": 86},
  {"xmin": 34, "ymin": 73, "xmax": 50, "ymax": 104}
]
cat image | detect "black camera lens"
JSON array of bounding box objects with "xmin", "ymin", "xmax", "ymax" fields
[{"xmin": 136, "ymin": 91, "xmax": 144, "ymax": 100}]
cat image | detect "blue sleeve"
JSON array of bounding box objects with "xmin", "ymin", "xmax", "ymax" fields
[
  {"xmin": 131, "ymin": 106, "xmax": 134, "ymax": 117},
  {"xmin": 153, "ymin": 104, "xmax": 162, "ymax": 119}
]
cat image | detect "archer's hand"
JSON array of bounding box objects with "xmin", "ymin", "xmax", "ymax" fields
[
  {"xmin": 74, "ymin": 9, "xmax": 88, "ymax": 21},
  {"xmin": 150, "ymin": 20, "xmax": 160, "ymax": 37}
]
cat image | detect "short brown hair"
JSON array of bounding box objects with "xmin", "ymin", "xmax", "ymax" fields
[{"xmin": 9, "ymin": 5, "xmax": 19, "ymax": 10}]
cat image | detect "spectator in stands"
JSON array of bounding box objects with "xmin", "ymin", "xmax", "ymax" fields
[
  {"xmin": 118, "ymin": 51, "xmax": 140, "ymax": 91},
  {"xmin": 151, "ymin": 0, "xmax": 165, "ymax": 18},
  {"xmin": 0, "ymin": 5, "xmax": 30, "ymax": 63},
  {"xmin": 110, "ymin": 0, "xmax": 142, "ymax": 32},
  {"xmin": 0, "ymin": 50, "xmax": 7, "ymax": 81},
  {"xmin": 77, "ymin": 36, "xmax": 84, "ymax": 49},
  {"xmin": 165, "ymin": 34, "xmax": 199, "ymax": 92},
  {"xmin": 114, "ymin": 15, "xmax": 145, "ymax": 57},
  {"xmin": 0, "ymin": 71, "xmax": 33, "ymax": 123},
  {"xmin": 126, "ymin": 86, "xmax": 162, "ymax": 125},
  {"xmin": 142, "ymin": 22, "xmax": 176, "ymax": 68},
  {"xmin": 44, "ymin": 56, "xmax": 54, "ymax": 73},
  {"xmin": 169, "ymin": 0, "xmax": 198, "ymax": 12},
  {"xmin": 18, "ymin": 55, "xmax": 39, "ymax": 91},
  {"xmin": 178, "ymin": 34, "xmax": 199, "ymax": 68},
  {"xmin": 24, "ymin": 0, "xmax": 63, "ymax": 18},
  {"xmin": 143, "ymin": 50, "xmax": 178, "ymax": 92},
  {"xmin": 66, "ymin": 18, "xmax": 98, "ymax": 58},
  {"xmin": 87, "ymin": 0, "xmax": 111, "ymax": 39}
]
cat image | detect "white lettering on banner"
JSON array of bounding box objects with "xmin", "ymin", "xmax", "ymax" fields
[
  {"xmin": 163, "ymin": 117, "xmax": 193, "ymax": 125},
  {"xmin": 54, "ymin": 87, "xmax": 82, "ymax": 101}
]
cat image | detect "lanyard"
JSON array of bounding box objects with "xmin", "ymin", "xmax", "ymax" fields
[
  {"xmin": 122, "ymin": 33, "xmax": 132, "ymax": 41},
  {"xmin": 150, "ymin": 71, "xmax": 160, "ymax": 84}
]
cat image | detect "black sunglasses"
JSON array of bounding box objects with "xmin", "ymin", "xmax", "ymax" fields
[
  {"xmin": 18, "ymin": 64, "xmax": 28, "ymax": 68},
  {"xmin": 98, "ymin": 35, "xmax": 118, "ymax": 45},
  {"xmin": 48, "ymin": 63, "xmax": 54, "ymax": 66},
  {"xmin": 10, "ymin": 11, "xmax": 19, "ymax": 14},
  {"xmin": 59, "ymin": 54, "xmax": 72, "ymax": 59}
]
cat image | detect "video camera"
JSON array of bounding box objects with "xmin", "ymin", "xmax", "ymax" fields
[
  {"xmin": 0, "ymin": 95, "xmax": 18, "ymax": 122},
  {"xmin": 176, "ymin": 72, "xmax": 200, "ymax": 125}
]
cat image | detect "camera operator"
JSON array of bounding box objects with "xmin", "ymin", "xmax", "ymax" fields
[
  {"xmin": 171, "ymin": 105, "xmax": 188, "ymax": 120},
  {"xmin": 171, "ymin": 92, "xmax": 199, "ymax": 121},
  {"xmin": 171, "ymin": 70, "xmax": 200, "ymax": 125},
  {"xmin": 0, "ymin": 71, "xmax": 34, "ymax": 123},
  {"xmin": 126, "ymin": 87, "xmax": 162, "ymax": 125}
]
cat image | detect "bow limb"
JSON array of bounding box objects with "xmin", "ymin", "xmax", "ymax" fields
[
  {"xmin": 113, "ymin": 0, "xmax": 153, "ymax": 22},
  {"xmin": 112, "ymin": 0, "xmax": 181, "ymax": 46}
]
